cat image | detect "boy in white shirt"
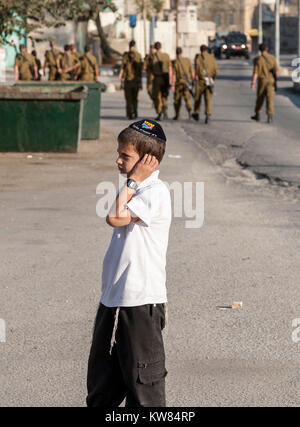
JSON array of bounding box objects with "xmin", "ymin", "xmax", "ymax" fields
[{"xmin": 86, "ymin": 119, "xmax": 172, "ymax": 407}]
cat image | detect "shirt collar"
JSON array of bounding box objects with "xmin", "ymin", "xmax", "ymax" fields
[{"xmin": 137, "ymin": 170, "xmax": 160, "ymax": 189}]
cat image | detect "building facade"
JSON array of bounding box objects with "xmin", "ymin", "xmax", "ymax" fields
[{"xmin": 196, "ymin": 0, "xmax": 298, "ymax": 52}]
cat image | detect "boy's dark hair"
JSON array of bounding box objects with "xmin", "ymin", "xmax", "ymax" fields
[
  {"xmin": 118, "ymin": 128, "xmax": 166, "ymax": 163},
  {"xmin": 200, "ymin": 44, "xmax": 208, "ymax": 53},
  {"xmin": 154, "ymin": 41, "xmax": 161, "ymax": 50},
  {"xmin": 176, "ymin": 47, "xmax": 182, "ymax": 55},
  {"xmin": 129, "ymin": 40, "xmax": 136, "ymax": 48}
]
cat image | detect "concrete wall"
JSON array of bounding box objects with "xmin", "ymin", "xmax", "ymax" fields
[{"xmin": 116, "ymin": 19, "xmax": 214, "ymax": 60}]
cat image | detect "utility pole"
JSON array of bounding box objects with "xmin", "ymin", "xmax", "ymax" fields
[
  {"xmin": 142, "ymin": 0, "xmax": 147, "ymax": 57},
  {"xmin": 258, "ymin": 0, "xmax": 263, "ymax": 45},
  {"xmin": 275, "ymin": 0, "xmax": 280, "ymax": 65},
  {"xmin": 176, "ymin": 0, "xmax": 179, "ymax": 47}
]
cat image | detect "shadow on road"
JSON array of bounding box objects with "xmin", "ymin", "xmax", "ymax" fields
[
  {"xmin": 213, "ymin": 119, "xmax": 252, "ymax": 123},
  {"xmin": 217, "ymin": 75, "xmax": 250, "ymax": 81},
  {"xmin": 277, "ymin": 86, "xmax": 300, "ymax": 109},
  {"xmin": 101, "ymin": 115, "xmax": 129, "ymax": 121}
]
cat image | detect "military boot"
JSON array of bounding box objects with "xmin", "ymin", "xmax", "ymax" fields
[
  {"xmin": 162, "ymin": 106, "xmax": 168, "ymax": 120},
  {"xmin": 192, "ymin": 113, "xmax": 199, "ymax": 121},
  {"xmin": 205, "ymin": 115, "xmax": 211, "ymax": 124},
  {"xmin": 251, "ymin": 113, "xmax": 260, "ymax": 122},
  {"xmin": 267, "ymin": 115, "xmax": 273, "ymax": 124}
]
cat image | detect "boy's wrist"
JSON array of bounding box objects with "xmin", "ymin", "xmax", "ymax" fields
[
  {"xmin": 128, "ymin": 173, "xmax": 141, "ymax": 184},
  {"xmin": 126, "ymin": 178, "xmax": 139, "ymax": 190}
]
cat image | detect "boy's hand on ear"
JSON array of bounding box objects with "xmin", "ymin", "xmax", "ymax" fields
[{"xmin": 129, "ymin": 154, "xmax": 159, "ymax": 184}]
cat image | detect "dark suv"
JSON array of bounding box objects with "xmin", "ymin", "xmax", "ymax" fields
[{"xmin": 222, "ymin": 32, "xmax": 249, "ymax": 59}]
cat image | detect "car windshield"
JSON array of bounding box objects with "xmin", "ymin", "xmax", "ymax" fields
[{"xmin": 227, "ymin": 35, "xmax": 247, "ymax": 44}]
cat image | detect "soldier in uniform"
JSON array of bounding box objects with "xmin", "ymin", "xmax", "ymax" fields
[
  {"xmin": 251, "ymin": 43, "xmax": 279, "ymax": 123},
  {"xmin": 152, "ymin": 41, "xmax": 173, "ymax": 121},
  {"xmin": 192, "ymin": 45, "xmax": 218, "ymax": 124},
  {"xmin": 144, "ymin": 44, "xmax": 155, "ymax": 103},
  {"xmin": 70, "ymin": 44, "xmax": 84, "ymax": 62},
  {"xmin": 43, "ymin": 41, "xmax": 62, "ymax": 81},
  {"xmin": 171, "ymin": 47, "xmax": 194, "ymax": 120},
  {"xmin": 119, "ymin": 40, "xmax": 142, "ymax": 120},
  {"xmin": 31, "ymin": 50, "xmax": 41, "ymax": 81},
  {"xmin": 77, "ymin": 45, "xmax": 99, "ymax": 82},
  {"xmin": 57, "ymin": 44, "xmax": 81, "ymax": 81},
  {"xmin": 14, "ymin": 44, "xmax": 38, "ymax": 82}
]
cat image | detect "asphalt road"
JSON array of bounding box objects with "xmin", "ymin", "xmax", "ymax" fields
[{"xmin": 0, "ymin": 59, "xmax": 299, "ymax": 406}]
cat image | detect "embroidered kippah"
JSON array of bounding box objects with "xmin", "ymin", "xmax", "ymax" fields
[{"xmin": 129, "ymin": 119, "xmax": 167, "ymax": 144}]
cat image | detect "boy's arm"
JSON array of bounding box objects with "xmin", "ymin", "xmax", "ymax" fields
[{"xmin": 106, "ymin": 155, "xmax": 159, "ymax": 228}]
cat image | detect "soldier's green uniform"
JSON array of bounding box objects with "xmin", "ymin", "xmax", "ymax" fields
[
  {"xmin": 194, "ymin": 51, "xmax": 218, "ymax": 117},
  {"xmin": 73, "ymin": 51, "xmax": 84, "ymax": 62},
  {"xmin": 253, "ymin": 52, "xmax": 279, "ymax": 116},
  {"xmin": 59, "ymin": 52, "xmax": 80, "ymax": 81},
  {"xmin": 172, "ymin": 56, "xmax": 193, "ymax": 117},
  {"xmin": 121, "ymin": 50, "xmax": 142, "ymax": 118},
  {"xmin": 15, "ymin": 52, "xmax": 36, "ymax": 81},
  {"xmin": 44, "ymin": 48, "xmax": 62, "ymax": 81},
  {"xmin": 152, "ymin": 52, "xmax": 171, "ymax": 116},
  {"xmin": 79, "ymin": 52, "xmax": 98, "ymax": 81},
  {"xmin": 144, "ymin": 53, "xmax": 155, "ymax": 101}
]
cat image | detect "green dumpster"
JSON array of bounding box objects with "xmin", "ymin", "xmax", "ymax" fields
[
  {"xmin": 15, "ymin": 81, "xmax": 107, "ymax": 140},
  {"xmin": 0, "ymin": 85, "xmax": 88, "ymax": 152}
]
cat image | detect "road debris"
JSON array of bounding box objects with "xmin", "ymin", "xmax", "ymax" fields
[{"xmin": 216, "ymin": 301, "xmax": 243, "ymax": 310}]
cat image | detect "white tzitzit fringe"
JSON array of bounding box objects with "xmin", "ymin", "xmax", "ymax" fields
[
  {"xmin": 109, "ymin": 307, "xmax": 120, "ymax": 355},
  {"xmin": 163, "ymin": 303, "xmax": 169, "ymax": 334}
]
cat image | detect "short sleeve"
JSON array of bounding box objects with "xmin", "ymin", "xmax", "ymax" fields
[
  {"xmin": 126, "ymin": 188, "xmax": 157, "ymax": 227},
  {"xmin": 166, "ymin": 54, "xmax": 171, "ymax": 68},
  {"xmin": 253, "ymin": 57, "xmax": 259, "ymax": 75}
]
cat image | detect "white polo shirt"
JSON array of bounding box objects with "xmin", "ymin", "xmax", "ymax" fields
[{"xmin": 100, "ymin": 170, "xmax": 172, "ymax": 307}]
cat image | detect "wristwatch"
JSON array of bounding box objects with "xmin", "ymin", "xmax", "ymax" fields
[{"xmin": 126, "ymin": 179, "xmax": 138, "ymax": 191}]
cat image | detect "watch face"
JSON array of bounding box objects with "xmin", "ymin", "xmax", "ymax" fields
[{"xmin": 127, "ymin": 179, "xmax": 137, "ymax": 189}]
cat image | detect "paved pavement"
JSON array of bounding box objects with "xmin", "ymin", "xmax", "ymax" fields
[
  {"xmin": 181, "ymin": 58, "xmax": 300, "ymax": 188},
  {"xmin": 0, "ymin": 59, "xmax": 300, "ymax": 406}
]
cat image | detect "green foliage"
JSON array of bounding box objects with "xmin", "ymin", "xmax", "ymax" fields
[
  {"xmin": 0, "ymin": 0, "xmax": 116, "ymax": 46},
  {"xmin": 134, "ymin": 0, "xmax": 164, "ymax": 20}
]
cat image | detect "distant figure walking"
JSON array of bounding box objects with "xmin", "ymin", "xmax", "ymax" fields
[{"xmin": 251, "ymin": 43, "xmax": 279, "ymax": 124}]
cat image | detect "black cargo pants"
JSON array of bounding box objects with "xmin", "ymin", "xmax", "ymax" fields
[{"xmin": 86, "ymin": 303, "xmax": 167, "ymax": 407}]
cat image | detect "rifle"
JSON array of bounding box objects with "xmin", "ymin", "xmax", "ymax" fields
[
  {"xmin": 200, "ymin": 54, "xmax": 215, "ymax": 94},
  {"xmin": 177, "ymin": 57, "xmax": 194, "ymax": 98},
  {"xmin": 155, "ymin": 52, "xmax": 170, "ymax": 97},
  {"xmin": 262, "ymin": 55, "xmax": 278, "ymax": 92}
]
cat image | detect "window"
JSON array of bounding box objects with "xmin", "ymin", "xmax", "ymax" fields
[
  {"xmin": 228, "ymin": 13, "xmax": 234, "ymax": 26},
  {"xmin": 216, "ymin": 14, "xmax": 222, "ymax": 26}
]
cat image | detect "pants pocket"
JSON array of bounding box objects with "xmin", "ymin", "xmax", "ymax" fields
[{"xmin": 137, "ymin": 360, "xmax": 168, "ymax": 385}]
